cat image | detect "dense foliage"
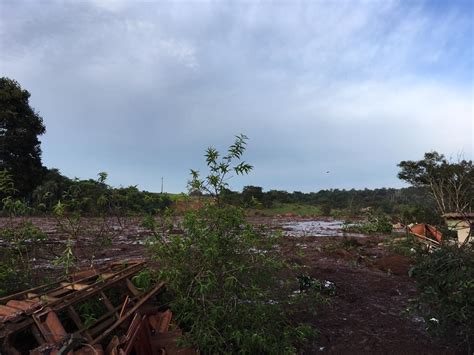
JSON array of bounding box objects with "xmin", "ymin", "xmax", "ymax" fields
[
  {"xmin": 410, "ymin": 245, "xmax": 474, "ymax": 350},
  {"xmin": 0, "ymin": 77, "xmax": 46, "ymax": 198}
]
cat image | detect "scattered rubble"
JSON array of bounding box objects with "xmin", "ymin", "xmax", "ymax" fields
[
  {"xmin": 0, "ymin": 261, "xmax": 196, "ymax": 354},
  {"xmin": 408, "ymin": 223, "xmax": 442, "ymax": 248}
]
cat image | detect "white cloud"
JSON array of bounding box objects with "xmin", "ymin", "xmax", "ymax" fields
[
  {"xmin": 87, "ymin": 0, "xmax": 128, "ymax": 12},
  {"xmin": 0, "ymin": 0, "xmax": 471, "ymax": 191}
]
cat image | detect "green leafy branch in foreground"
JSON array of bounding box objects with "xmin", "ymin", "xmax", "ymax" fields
[
  {"xmin": 188, "ymin": 134, "xmax": 253, "ymax": 205},
  {"xmin": 144, "ymin": 135, "xmax": 319, "ymax": 353}
]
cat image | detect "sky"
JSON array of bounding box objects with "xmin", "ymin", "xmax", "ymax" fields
[{"xmin": 1, "ymin": 0, "xmax": 473, "ymax": 193}]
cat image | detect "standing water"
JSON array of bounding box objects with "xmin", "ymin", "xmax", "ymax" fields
[{"xmin": 280, "ymin": 219, "xmax": 359, "ymax": 237}]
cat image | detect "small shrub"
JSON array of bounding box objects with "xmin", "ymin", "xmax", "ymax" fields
[
  {"xmin": 0, "ymin": 263, "xmax": 16, "ymax": 296},
  {"xmin": 323, "ymin": 237, "xmax": 362, "ymax": 253},
  {"xmin": 341, "ymin": 237, "xmax": 362, "ymax": 250},
  {"xmin": 297, "ymin": 274, "xmax": 336, "ymax": 296},
  {"xmin": 386, "ymin": 234, "xmax": 422, "ymax": 256},
  {"xmin": 344, "ymin": 211, "xmax": 392, "ymax": 234},
  {"xmin": 77, "ymin": 298, "xmax": 108, "ymax": 329},
  {"xmin": 0, "ymin": 221, "xmax": 47, "ymax": 292},
  {"xmin": 0, "ymin": 176, "xmax": 48, "ymax": 293},
  {"xmin": 132, "ymin": 268, "xmax": 153, "ymax": 292}
]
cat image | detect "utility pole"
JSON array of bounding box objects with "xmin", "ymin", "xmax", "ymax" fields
[{"xmin": 161, "ymin": 177, "xmax": 163, "ymax": 194}]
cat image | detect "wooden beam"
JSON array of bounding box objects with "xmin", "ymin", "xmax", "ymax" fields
[
  {"xmin": 67, "ymin": 306, "xmax": 93, "ymax": 342},
  {"xmin": 91, "ymin": 282, "xmax": 165, "ymax": 345}
]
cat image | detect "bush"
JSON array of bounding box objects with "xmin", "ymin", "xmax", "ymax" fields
[
  {"xmin": 410, "ymin": 245, "xmax": 474, "ymax": 349},
  {"xmin": 0, "ymin": 221, "xmax": 47, "ymax": 292},
  {"xmin": 0, "ymin": 174, "xmax": 48, "ymax": 292},
  {"xmin": 386, "ymin": 234, "xmax": 422, "ymax": 256},
  {"xmin": 0, "ymin": 262, "xmax": 16, "ymax": 297},
  {"xmin": 344, "ymin": 210, "xmax": 392, "ymax": 234},
  {"xmin": 145, "ymin": 205, "xmax": 314, "ymax": 352}
]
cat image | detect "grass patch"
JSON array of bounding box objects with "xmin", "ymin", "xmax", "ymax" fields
[
  {"xmin": 323, "ymin": 237, "xmax": 362, "ymax": 253},
  {"xmin": 385, "ymin": 233, "xmax": 422, "ymax": 256},
  {"xmin": 250, "ymin": 203, "xmax": 323, "ymax": 217}
]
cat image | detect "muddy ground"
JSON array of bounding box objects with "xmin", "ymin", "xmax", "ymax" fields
[
  {"xmin": 278, "ymin": 235, "xmax": 457, "ymax": 354},
  {"xmin": 0, "ymin": 216, "xmax": 458, "ymax": 354}
]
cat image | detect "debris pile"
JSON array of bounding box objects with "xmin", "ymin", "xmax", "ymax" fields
[
  {"xmin": 408, "ymin": 223, "xmax": 442, "ymax": 248},
  {"xmin": 0, "ymin": 261, "xmax": 196, "ymax": 354}
]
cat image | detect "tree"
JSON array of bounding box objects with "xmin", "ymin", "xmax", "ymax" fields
[
  {"xmin": 242, "ymin": 185, "xmax": 264, "ymax": 207},
  {"xmin": 0, "ymin": 78, "xmax": 46, "ymax": 198},
  {"xmin": 31, "ymin": 168, "xmax": 72, "ymax": 210},
  {"xmin": 188, "ymin": 134, "xmax": 253, "ymax": 205},
  {"xmin": 398, "ymin": 152, "xmax": 474, "ymax": 215}
]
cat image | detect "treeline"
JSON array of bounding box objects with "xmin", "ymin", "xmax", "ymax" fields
[
  {"xmin": 1, "ymin": 168, "xmax": 172, "ymax": 216},
  {"xmin": 2, "ymin": 165, "xmax": 439, "ymax": 222},
  {"xmin": 220, "ymin": 185, "xmax": 441, "ymax": 223}
]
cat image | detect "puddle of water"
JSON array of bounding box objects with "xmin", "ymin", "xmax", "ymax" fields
[{"xmin": 280, "ymin": 220, "xmax": 361, "ymax": 237}]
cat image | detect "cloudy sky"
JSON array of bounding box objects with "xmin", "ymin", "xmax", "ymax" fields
[{"xmin": 1, "ymin": 0, "xmax": 472, "ymax": 193}]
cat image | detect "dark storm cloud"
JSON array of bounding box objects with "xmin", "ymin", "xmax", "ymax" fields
[{"xmin": 1, "ymin": 0, "xmax": 472, "ymax": 192}]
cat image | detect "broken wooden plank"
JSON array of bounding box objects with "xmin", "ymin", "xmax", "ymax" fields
[
  {"xmin": 6, "ymin": 299, "xmax": 39, "ymax": 312},
  {"xmin": 125, "ymin": 279, "xmax": 140, "ymax": 297},
  {"xmin": 0, "ymin": 305, "xmax": 22, "ymax": 319},
  {"xmin": 105, "ymin": 336, "xmax": 120, "ymax": 355},
  {"xmin": 91, "ymin": 282, "xmax": 165, "ymax": 345},
  {"xmin": 158, "ymin": 310, "xmax": 172, "ymax": 333},
  {"xmin": 74, "ymin": 344, "xmax": 104, "ymax": 355},
  {"xmin": 60, "ymin": 283, "xmax": 90, "ymax": 291},
  {"xmin": 71, "ymin": 268, "xmax": 99, "ymax": 282},
  {"xmin": 99, "ymin": 291, "xmax": 119, "ymax": 319},
  {"xmin": 67, "ymin": 306, "xmax": 93, "ymax": 342},
  {"xmin": 123, "ymin": 315, "xmax": 152, "ymax": 355},
  {"xmin": 34, "ymin": 310, "xmax": 68, "ymax": 343}
]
